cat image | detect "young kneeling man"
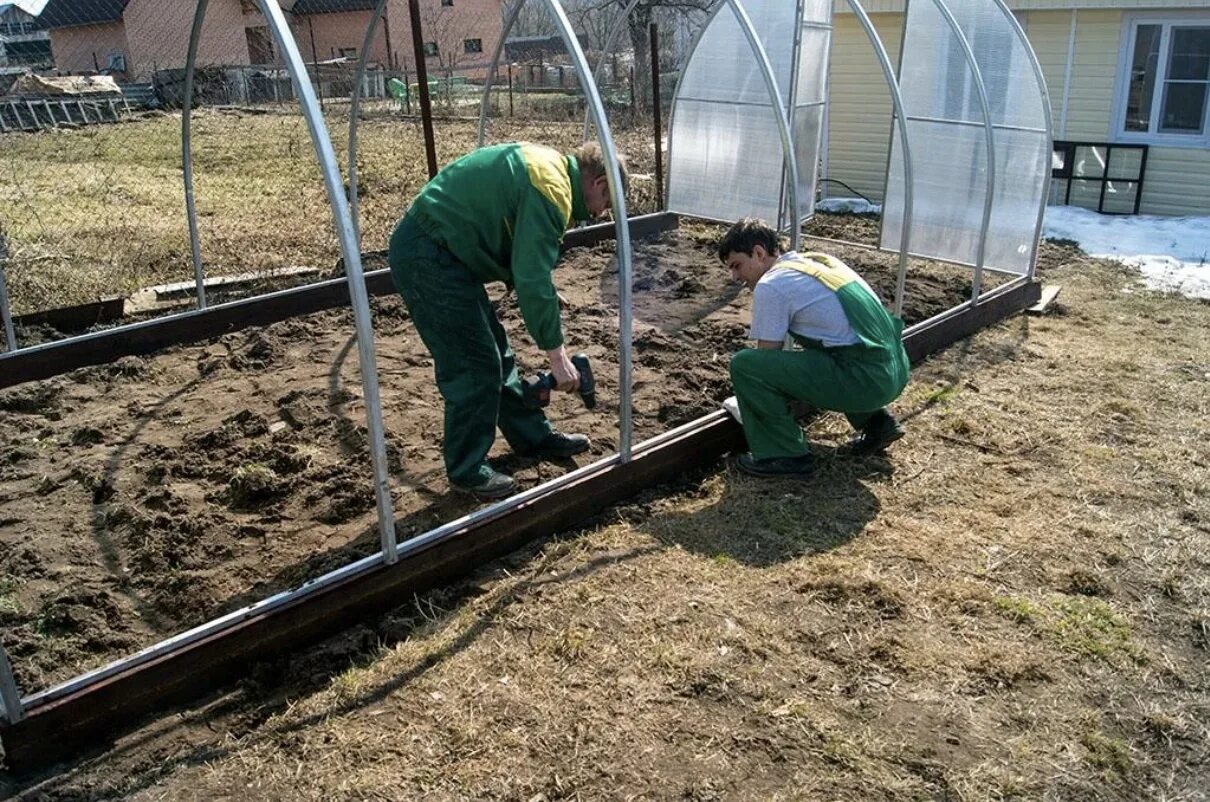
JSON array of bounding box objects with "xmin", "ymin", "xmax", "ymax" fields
[{"xmin": 719, "ymin": 218, "xmax": 910, "ymax": 479}]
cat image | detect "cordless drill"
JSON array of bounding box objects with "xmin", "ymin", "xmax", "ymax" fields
[{"xmin": 522, "ymin": 353, "xmax": 596, "ymax": 410}]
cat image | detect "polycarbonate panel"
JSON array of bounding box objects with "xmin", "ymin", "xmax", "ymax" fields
[
  {"xmin": 884, "ymin": 121, "xmax": 1047, "ymax": 274},
  {"xmin": 669, "ymin": 0, "xmax": 802, "ymax": 223},
  {"xmin": 675, "ymin": 1, "xmax": 798, "ymax": 106},
  {"xmin": 881, "ymin": 0, "xmax": 1050, "ymax": 276},
  {"xmin": 795, "ymin": 26, "xmax": 831, "ymax": 106},
  {"xmin": 792, "ymin": 103, "xmax": 826, "ymax": 223},
  {"xmin": 802, "ymin": 0, "xmax": 831, "ymax": 24},
  {"xmin": 669, "ymin": 100, "xmax": 788, "ymax": 224}
]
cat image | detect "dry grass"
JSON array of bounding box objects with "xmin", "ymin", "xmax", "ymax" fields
[
  {"xmin": 0, "ymin": 108, "xmax": 661, "ymax": 315},
  {"xmin": 5, "ymin": 244, "xmax": 1206, "ymax": 800}
]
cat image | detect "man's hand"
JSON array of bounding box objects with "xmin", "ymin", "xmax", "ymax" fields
[{"xmin": 546, "ymin": 345, "xmax": 580, "ymax": 392}]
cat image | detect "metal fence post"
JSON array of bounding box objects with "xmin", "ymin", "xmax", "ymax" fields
[
  {"xmin": 846, "ymin": 0, "xmax": 914, "ymax": 317},
  {"xmin": 650, "ymin": 22, "xmax": 664, "ymax": 211},
  {"xmin": 408, "ymin": 0, "xmax": 438, "ymax": 179}
]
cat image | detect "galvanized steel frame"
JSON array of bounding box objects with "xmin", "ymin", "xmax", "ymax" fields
[
  {"xmin": 182, "ymin": 0, "xmax": 210, "ymax": 310},
  {"xmin": 986, "ymin": 0, "xmax": 1053, "ymax": 281},
  {"xmin": 664, "ymin": 0, "xmax": 801, "ymax": 250},
  {"xmin": 254, "ymin": 0, "xmax": 398, "ymax": 566},
  {"xmin": 348, "ymin": 0, "xmax": 393, "ymax": 244},
  {"xmin": 845, "ymin": 0, "xmax": 914, "ymax": 317}
]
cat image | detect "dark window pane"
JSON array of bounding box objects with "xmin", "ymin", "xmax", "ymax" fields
[
  {"xmin": 1073, "ymin": 145, "xmax": 1107, "ymax": 178},
  {"xmin": 1125, "ymin": 24, "xmax": 1161, "ymax": 132},
  {"xmin": 1159, "ymin": 81, "xmax": 1207, "ymax": 133},
  {"xmin": 1167, "ymin": 27, "xmax": 1210, "ymax": 81}
]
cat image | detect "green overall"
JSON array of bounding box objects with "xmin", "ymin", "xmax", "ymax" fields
[
  {"xmin": 388, "ymin": 143, "xmax": 591, "ymax": 487},
  {"xmin": 729, "ymin": 253, "xmax": 910, "ymax": 459}
]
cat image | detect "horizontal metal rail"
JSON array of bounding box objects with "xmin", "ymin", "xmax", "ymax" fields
[{"xmin": 904, "ymin": 113, "xmax": 1047, "ymax": 134}]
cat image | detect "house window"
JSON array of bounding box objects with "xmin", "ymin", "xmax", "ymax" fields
[
  {"xmin": 1115, "ymin": 16, "xmax": 1210, "ymax": 145},
  {"xmin": 106, "ymin": 52, "xmax": 127, "ymax": 73},
  {"xmin": 338, "ymin": 47, "xmax": 358, "ymax": 60},
  {"xmin": 464, "ymin": 38, "xmax": 482, "ymax": 54},
  {"xmin": 441, "ymin": 0, "xmax": 453, "ymax": 6},
  {"xmin": 423, "ymin": 41, "xmax": 440, "ymax": 57}
]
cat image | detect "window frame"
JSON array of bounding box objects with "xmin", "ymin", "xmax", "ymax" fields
[
  {"xmin": 463, "ymin": 38, "xmax": 483, "ymax": 55},
  {"xmin": 423, "ymin": 41, "xmax": 440, "ymax": 57},
  {"xmin": 1111, "ymin": 11, "xmax": 1210, "ymax": 148}
]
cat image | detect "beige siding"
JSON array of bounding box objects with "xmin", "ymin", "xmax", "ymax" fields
[
  {"xmin": 825, "ymin": 12, "xmax": 901, "ymax": 203},
  {"xmin": 1061, "ymin": 9, "xmax": 1120, "ymax": 140},
  {"xmin": 1139, "ymin": 149, "xmax": 1210, "ymax": 215},
  {"xmin": 825, "ymin": 6, "xmax": 1210, "ymax": 216}
]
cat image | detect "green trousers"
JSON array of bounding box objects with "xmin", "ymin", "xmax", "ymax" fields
[
  {"xmin": 730, "ymin": 338, "xmax": 909, "ymax": 459},
  {"xmin": 389, "ymin": 215, "xmax": 552, "ymax": 486}
]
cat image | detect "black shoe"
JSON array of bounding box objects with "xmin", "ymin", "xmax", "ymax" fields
[
  {"xmin": 736, "ymin": 453, "xmax": 815, "ymax": 480},
  {"xmin": 845, "ymin": 411, "xmax": 905, "ymax": 455},
  {"xmin": 524, "ymin": 431, "xmax": 590, "ymax": 459},
  {"xmin": 454, "ymin": 469, "xmax": 517, "ymax": 500}
]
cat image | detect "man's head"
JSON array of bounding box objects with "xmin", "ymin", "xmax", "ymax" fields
[
  {"xmin": 574, "ymin": 141, "xmax": 628, "ymax": 219},
  {"xmin": 717, "ymin": 218, "xmax": 783, "ymax": 289}
]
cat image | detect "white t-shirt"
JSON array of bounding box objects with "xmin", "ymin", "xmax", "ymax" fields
[{"xmin": 748, "ymin": 252, "xmax": 863, "ymax": 347}]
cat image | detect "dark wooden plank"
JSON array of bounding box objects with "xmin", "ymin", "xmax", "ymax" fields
[
  {"xmin": 0, "ymin": 275, "xmax": 1038, "ymax": 772},
  {"xmin": 11, "ymin": 297, "xmax": 125, "ymax": 334},
  {"xmin": 0, "ymin": 213, "xmax": 679, "ymax": 391},
  {"xmin": 1, "ymin": 412, "xmax": 742, "ymax": 770},
  {"xmin": 902, "ymin": 281, "xmax": 1041, "ymax": 364}
]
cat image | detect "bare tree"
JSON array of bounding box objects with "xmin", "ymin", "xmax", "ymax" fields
[
  {"xmin": 500, "ymin": 0, "xmax": 711, "ymax": 111},
  {"xmin": 585, "ymin": 0, "xmax": 711, "ymax": 112},
  {"xmin": 421, "ymin": 1, "xmax": 479, "ymax": 105}
]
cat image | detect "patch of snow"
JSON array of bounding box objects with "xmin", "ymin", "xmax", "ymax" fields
[{"xmin": 1043, "ymin": 205, "xmax": 1210, "ymax": 300}]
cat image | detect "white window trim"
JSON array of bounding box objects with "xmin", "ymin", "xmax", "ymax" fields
[{"xmin": 1111, "ymin": 10, "xmax": 1210, "ymax": 149}]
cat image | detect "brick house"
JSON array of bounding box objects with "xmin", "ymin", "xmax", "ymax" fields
[{"xmin": 36, "ymin": 0, "xmax": 503, "ymax": 83}]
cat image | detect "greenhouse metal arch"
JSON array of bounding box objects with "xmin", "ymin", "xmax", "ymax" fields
[{"xmin": 0, "ymin": 0, "xmax": 1050, "ymax": 764}]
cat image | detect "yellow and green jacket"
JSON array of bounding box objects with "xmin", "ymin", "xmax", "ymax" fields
[
  {"xmin": 405, "ymin": 142, "xmax": 591, "ymax": 351},
  {"xmin": 780, "ymin": 252, "xmax": 906, "ymax": 359}
]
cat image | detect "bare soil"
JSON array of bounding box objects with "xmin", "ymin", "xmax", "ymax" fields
[
  {"xmin": 0, "ymin": 222, "xmax": 979, "ymax": 696},
  {"xmin": 1, "ymin": 228, "xmax": 1207, "ymax": 801}
]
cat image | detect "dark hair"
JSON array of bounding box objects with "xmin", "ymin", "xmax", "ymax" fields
[
  {"xmin": 717, "ymin": 218, "xmax": 782, "ymax": 263},
  {"xmin": 574, "ymin": 141, "xmax": 629, "ymax": 197}
]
